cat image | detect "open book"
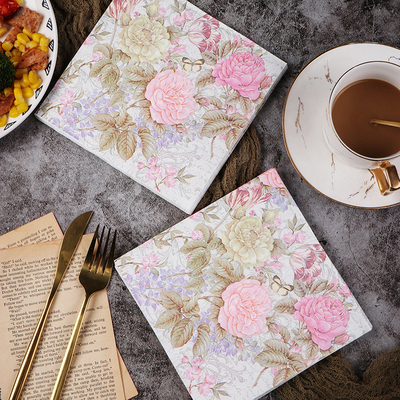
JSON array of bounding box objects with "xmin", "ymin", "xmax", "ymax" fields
[
  {"xmin": 0, "ymin": 213, "xmax": 137, "ymax": 399},
  {"xmin": 36, "ymin": 0, "xmax": 287, "ymax": 214},
  {"xmin": 114, "ymin": 168, "xmax": 372, "ymax": 399}
]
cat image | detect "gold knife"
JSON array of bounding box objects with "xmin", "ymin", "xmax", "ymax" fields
[{"xmin": 8, "ymin": 211, "xmax": 93, "ymax": 400}]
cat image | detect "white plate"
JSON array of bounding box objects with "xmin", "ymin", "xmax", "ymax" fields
[
  {"xmin": 283, "ymin": 43, "xmax": 400, "ymax": 209},
  {"xmin": 0, "ymin": 0, "xmax": 58, "ymax": 139}
]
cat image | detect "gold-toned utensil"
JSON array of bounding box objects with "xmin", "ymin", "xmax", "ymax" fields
[
  {"xmin": 8, "ymin": 211, "xmax": 93, "ymax": 400},
  {"xmin": 50, "ymin": 225, "xmax": 116, "ymax": 400},
  {"xmin": 370, "ymin": 119, "xmax": 400, "ymax": 128}
]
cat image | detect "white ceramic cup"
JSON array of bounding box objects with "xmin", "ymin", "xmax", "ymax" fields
[{"xmin": 323, "ymin": 60, "xmax": 400, "ymax": 195}]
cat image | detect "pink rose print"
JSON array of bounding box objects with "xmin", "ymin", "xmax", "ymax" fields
[
  {"xmin": 191, "ymin": 229, "xmax": 204, "ymax": 240},
  {"xmin": 339, "ymin": 285, "xmax": 352, "ymax": 297},
  {"xmin": 259, "ymin": 168, "xmax": 285, "ymax": 189},
  {"xmin": 218, "ymin": 279, "xmax": 272, "ymax": 338},
  {"xmin": 192, "ymin": 357, "xmax": 204, "ymax": 367},
  {"xmin": 165, "ymin": 175, "xmax": 176, "ymax": 188},
  {"xmin": 189, "ymin": 211, "xmax": 201, "ymax": 220},
  {"xmin": 289, "ymin": 244, "xmax": 326, "ymax": 285},
  {"xmin": 185, "ymin": 364, "xmax": 202, "ymax": 381},
  {"xmin": 146, "ymin": 164, "xmax": 161, "ymax": 181},
  {"xmin": 283, "ymin": 231, "xmax": 305, "ymax": 245},
  {"xmin": 173, "ymin": 14, "xmax": 186, "ymax": 25},
  {"xmin": 188, "ymin": 14, "xmax": 221, "ymax": 53},
  {"xmin": 199, "ymin": 373, "xmax": 216, "ymax": 395},
  {"xmin": 165, "ymin": 166, "xmax": 177, "ymax": 175},
  {"xmin": 145, "ymin": 70, "xmax": 198, "ymax": 125},
  {"xmin": 212, "ymin": 52, "xmax": 266, "ymax": 100},
  {"xmin": 60, "ymin": 90, "xmax": 75, "ymax": 106},
  {"xmin": 83, "ymin": 35, "xmax": 93, "ymax": 45},
  {"xmin": 164, "ymin": 165, "xmax": 177, "ymax": 188},
  {"xmin": 266, "ymin": 254, "xmax": 284, "ymax": 270},
  {"xmin": 243, "ymin": 37, "xmax": 255, "ymax": 47},
  {"xmin": 148, "ymin": 157, "xmax": 158, "ymax": 167},
  {"xmin": 261, "ymin": 75, "xmax": 273, "ymax": 89},
  {"xmin": 173, "ymin": 10, "xmax": 194, "ymax": 25},
  {"xmin": 142, "ymin": 254, "xmax": 158, "ymax": 268},
  {"xmin": 92, "ymin": 51, "xmax": 105, "ymax": 62},
  {"xmin": 294, "ymin": 295, "xmax": 350, "ymax": 351},
  {"xmin": 334, "ymin": 333, "xmax": 350, "ymax": 345}
]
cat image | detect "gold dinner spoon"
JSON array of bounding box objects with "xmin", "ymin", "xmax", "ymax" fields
[{"xmin": 370, "ymin": 119, "xmax": 400, "ymax": 128}]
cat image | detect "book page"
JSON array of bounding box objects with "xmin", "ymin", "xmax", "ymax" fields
[
  {"xmin": 0, "ymin": 214, "xmax": 138, "ymax": 399},
  {"xmin": 0, "ymin": 237, "xmax": 126, "ymax": 399},
  {"xmin": 0, "ymin": 213, "xmax": 63, "ymax": 250}
]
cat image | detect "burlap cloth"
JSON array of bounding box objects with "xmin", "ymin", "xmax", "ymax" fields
[{"xmin": 49, "ymin": 0, "xmax": 400, "ymax": 398}]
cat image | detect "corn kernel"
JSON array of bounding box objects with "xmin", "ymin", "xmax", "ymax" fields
[
  {"xmin": 30, "ymin": 78, "xmax": 43, "ymax": 90},
  {"xmin": 18, "ymin": 44, "xmax": 26, "ymax": 53},
  {"xmin": 4, "ymin": 87, "xmax": 13, "ymax": 97},
  {"xmin": 14, "ymin": 97, "xmax": 25, "ymax": 106},
  {"xmin": 0, "ymin": 115, "xmax": 7, "ymax": 128},
  {"xmin": 10, "ymin": 56, "xmax": 21, "ymax": 67},
  {"xmin": 22, "ymin": 29, "xmax": 32, "ymax": 38},
  {"xmin": 26, "ymin": 40, "xmax": 38, "ymax": 50},
  {"xmin": 22, "ymin": 87, "xmax": 34, "ymax": 98},
  {"xmin": 13, "ymin": 81, "xmax": 21, "ymax": 88},
  {"xmin": 39, "ymin": 36, "xmax": 50, "ymax": 47},
  {"xmin": 28, "ymin": 71, "xmax": 39, "ymax": 84},
  {"xmin": 15, "ymin": 69, "xmax": 28, "ymax": 79},
  {"xmin": 17, "ymin": 33, "xmax": 30, "ymax": 45},
  {"xmin": 2, "ymin": 41, "xmax": 13, "ymax": 51},
  {"xmin": 15, "ymin": 0, "xmax": 23, "ymax": 5},
  {"xmin": 11, "ymin": 48, "xmax": 22, "ymax": 57},
  {"xmin": 5, "ymin": 51, "xmax": 12, "ymax": 58},
  {"xmin": 32, "ymin": 32, "xmax": 43, "ymax": 43},
  {"xmin": 20, "ymin": 78, "xmax": 29, "ymax": 88},
  {"xmin": 16, "ymin": 102, "xmax": 29, "ymax": 114},
  {"xmin": 14, "ymin": 87, "xmax": 23, "ymax": 100},
  {"xmin": 22, "ymin": 73, "xmax": 30, "ymax": 86},
  {"xmin": 9, "ymin": 106, "xmax": 19, "ymax": 119},
  {"xmin": 39, "ymin": 45, "xmax": 49, "ymax": 54},
  {"xmin": 0, "ymin": 27, "xmax": 8, "ymax": 37}
]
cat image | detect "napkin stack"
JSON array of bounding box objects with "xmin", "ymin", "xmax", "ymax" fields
[
  {"xmin": 0, "ymin": 213, "xmax": 137, "ymax": 400},
  {"xmin": 115, "ymin": 168, "xmax": 372, "ymax": 400}
]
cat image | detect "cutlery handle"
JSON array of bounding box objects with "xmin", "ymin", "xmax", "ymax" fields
[
  {"xmin": 50, "ymin": 294, "xmax": 91, "ymax": 400},
  {"xmin": 8, "ymin": 293, "xmax": 55, "ymax": 400}
]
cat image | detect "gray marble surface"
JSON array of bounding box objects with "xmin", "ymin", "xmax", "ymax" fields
[{"xmin": 1, "ymin": 0, "xmax": 400, "ymax": 399}]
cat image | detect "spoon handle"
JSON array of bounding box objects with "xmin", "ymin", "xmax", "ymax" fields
[{"xmin": 370, "ymin": 119, "xmax": 400, "ymax": 128}]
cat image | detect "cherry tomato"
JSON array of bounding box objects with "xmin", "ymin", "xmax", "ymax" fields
[{"xmin": 0, "ymin": 0, "xmax": 20, "ymax": 18}]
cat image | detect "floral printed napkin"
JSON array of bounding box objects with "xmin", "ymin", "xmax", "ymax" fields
[
  {"xmin": 35, "ymin": 0, "xmax": 287, "ymax": 214},
  {"xmin": 114, "ymin": 168, "xmax": 372, "ymax": 400}
]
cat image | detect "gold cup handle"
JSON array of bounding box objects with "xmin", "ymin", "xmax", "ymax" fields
[{"xmin": 370, "ymin": 161, "xmax": 400, "ymax": 195}]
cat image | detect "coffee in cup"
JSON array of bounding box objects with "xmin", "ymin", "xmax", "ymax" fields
[{"xmin": 323, "ymin": 60, "xmax": 400, "ymax": 195}]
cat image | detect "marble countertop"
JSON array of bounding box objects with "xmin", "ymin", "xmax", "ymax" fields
[{"xmin": 1, "ymin": 0, "xmax": 399, "ymax": 399}]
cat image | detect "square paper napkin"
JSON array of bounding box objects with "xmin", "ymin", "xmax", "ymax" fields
[
  {"xmin": 36, "ymin": 0, "xmax": 287, "ymax": 214},
  {"xmin": 114, "ymin": 168, "xmax": 372, "ymax": 399}
]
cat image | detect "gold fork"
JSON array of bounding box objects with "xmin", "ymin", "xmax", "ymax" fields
[{"xmin": 49, "ymin": 225, "xmax": 116, "ymax": 400}]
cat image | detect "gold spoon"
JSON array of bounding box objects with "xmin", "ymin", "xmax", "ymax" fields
[{"xmin": 370, "ymin": 119, "xmax": 400, "ymax": 128}]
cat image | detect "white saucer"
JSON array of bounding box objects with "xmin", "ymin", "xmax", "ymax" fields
[{"xmin": 283, "ymin": 43, "xmax": 400, "ymax": 209}]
